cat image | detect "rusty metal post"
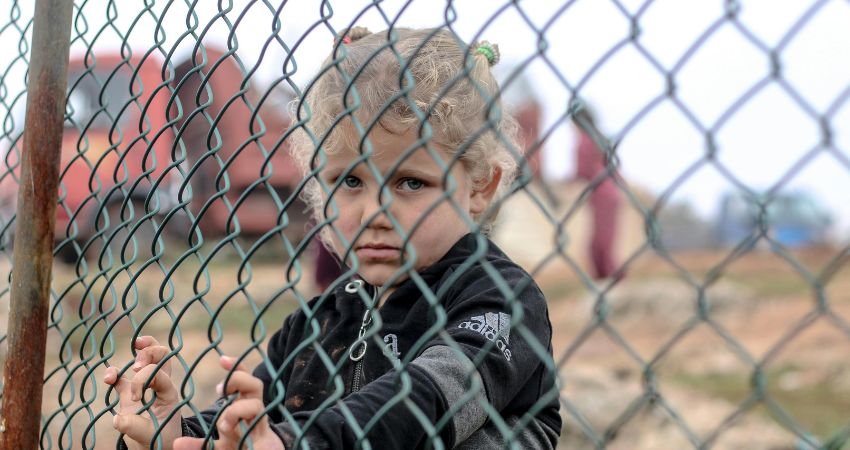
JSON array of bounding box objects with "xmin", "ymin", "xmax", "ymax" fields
[{"xmin": 0, "ymin": 0, "xmax": 74, "ymax": 447}]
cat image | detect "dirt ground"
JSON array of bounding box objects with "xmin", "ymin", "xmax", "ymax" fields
[{"xmin": 541, "ymin": 247, "xmax": 850, "ymax": 450}]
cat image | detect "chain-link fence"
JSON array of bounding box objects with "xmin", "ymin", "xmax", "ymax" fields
[{"xmin": 1, "ymin": 0, "xmax": 850, "ymax": 448}]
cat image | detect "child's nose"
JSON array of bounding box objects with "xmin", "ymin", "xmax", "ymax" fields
[{"xmin": 361, "ymin": 196, "xmax": 393, "ymax": 230}]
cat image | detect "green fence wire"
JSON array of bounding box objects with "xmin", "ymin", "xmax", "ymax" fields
[{"xmin": 1, "ymin": 0, "xmax": 850, "ymax": 449}]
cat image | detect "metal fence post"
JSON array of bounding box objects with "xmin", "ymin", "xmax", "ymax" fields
[{"xmin": 0, "ymin": 0, "xmax": 74, "ymax": 447}]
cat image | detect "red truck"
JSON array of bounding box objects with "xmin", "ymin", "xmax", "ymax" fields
[
  {"xmin": 0, "ymin": 51, "xmax": 178, "ymax": 260},
  {"xmin": 0, "ymin": 47, "xmax": 307, "ymax": 261}
]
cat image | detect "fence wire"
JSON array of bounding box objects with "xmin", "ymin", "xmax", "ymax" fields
[{"xmin": 1, "ymin": 0, "xmax": 850, "ymax": 449}]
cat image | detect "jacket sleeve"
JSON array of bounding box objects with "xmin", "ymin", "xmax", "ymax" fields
[
  {"xmin": 419, "ymin": 260, "xmax": 554, "ymax": 444},
  {"xmin": 274, "ymin": 362, "xmax": 452, "ymax": 449},
  {"xmin": 436, "ymin": 261, "xmax": 551, "ymax": 407}
]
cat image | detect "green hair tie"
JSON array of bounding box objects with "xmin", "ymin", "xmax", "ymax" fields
[{"xmin": 474, "ymin": 41, "xmax": 500, "ymax": 67}]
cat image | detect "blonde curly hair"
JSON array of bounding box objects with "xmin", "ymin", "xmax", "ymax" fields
[{"xmin": 288, "ymin": 27, "xmax": 520, "ymax": 234}]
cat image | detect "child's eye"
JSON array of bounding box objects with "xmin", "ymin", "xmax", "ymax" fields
[
  {"xmin": 398, "ymin": 178, "xmax": 424, "ymax": 192},
  {"xmin": 342, "ymin": 175, "xmax": 362, "ymax": 189}
]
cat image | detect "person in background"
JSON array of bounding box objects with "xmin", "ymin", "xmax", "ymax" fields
[
  {"xmin": 511, "ymin": 82, "xmax": 544, "ymax": 179},
  {"xmin": 573, "ymin": 104, "xmax": 623, "ymax": 280},
  {"xmin": 312, "ymin": 238, "xmax": 343, "ymax": 292},
  {"xmin": 308, "ymin": 217, "xmax": 345, "ymax": 293},
  {"xmin": 493, "ymin": 66, "xmax": 546, "ymax": 181}
]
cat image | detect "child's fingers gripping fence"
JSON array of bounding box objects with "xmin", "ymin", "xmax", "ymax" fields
[{"xmin": 0, "ymin": 1, "xmax": 849, "ymax": 449}]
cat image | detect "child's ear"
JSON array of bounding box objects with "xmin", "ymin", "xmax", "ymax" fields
[{"xmin": 470, "ymin": 167, "xmax": 502, "ymax": 216}]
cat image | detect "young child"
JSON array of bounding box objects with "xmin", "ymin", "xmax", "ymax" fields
[{"xmin": 104, "ymin": 26, "xmax": 561, "ymax": 449}]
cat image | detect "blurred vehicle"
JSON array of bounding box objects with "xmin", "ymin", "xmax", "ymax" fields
[
  {"xmin": 171, "ymin": 46, "xmax": 308, "ymax": 245},
  {"xmin": 0, "ymin": 51, "xmax": 178, "ymax": 259},
  {"xmin": 714, "ymin": 191, "xmax": 832, "ymax": 248},
  {"xmin": 0, "ymin": 46, "xmax": 308, "ymax": 260}
]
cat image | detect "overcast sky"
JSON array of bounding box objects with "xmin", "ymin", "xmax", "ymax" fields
[{"xmin": 2, "ymin": 0, "xmax": 849, "ymax": 236}]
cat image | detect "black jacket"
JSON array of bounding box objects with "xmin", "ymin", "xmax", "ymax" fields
[{"xmin": 184, "ymin": 233, "xmax": 561, "ymax": 448}]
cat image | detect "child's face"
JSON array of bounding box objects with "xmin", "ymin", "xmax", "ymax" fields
[{"xmin": 319, "ymin": 128, "xmax": 499, "ymax": 289}]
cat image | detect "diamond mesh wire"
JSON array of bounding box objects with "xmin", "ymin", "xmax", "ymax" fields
[{"xmin": 0, "ymin": 0, "xmax": 849, "ymax": 449}]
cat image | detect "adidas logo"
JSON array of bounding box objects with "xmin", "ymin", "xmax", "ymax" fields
[{"xmin": 458, "ymin": 312, "xmax": 512, "ymax": 361}]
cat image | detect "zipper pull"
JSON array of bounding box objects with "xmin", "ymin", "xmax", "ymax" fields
[{"xmin": 349, "ymin": 308, "xmax": 372, "ymax": 361}]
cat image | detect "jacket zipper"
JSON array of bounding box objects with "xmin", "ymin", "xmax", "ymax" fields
[
  {"xmin": 348, "ymin": 284, "xmax": 376, "ymax": 393},
  {"xmin": 350, "ymin": 308, "xmax": 372, "ymax": 393},
  {"xmin": 352, "ymin": 358, "xmax": 365, "ymax": 393}
]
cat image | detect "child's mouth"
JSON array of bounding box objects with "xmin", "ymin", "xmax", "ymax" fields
[{"xmin": 355, "ymin": 244, "xmax": 400, "ymax": 261}]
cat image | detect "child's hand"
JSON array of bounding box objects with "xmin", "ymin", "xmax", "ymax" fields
[
  {"xmin": 173, "ymin": 356, "xmax": 285, "ymax": 450},
  {"xmin": 103, "ymin": 336, "xmax": 183, "ymax": 450}
]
